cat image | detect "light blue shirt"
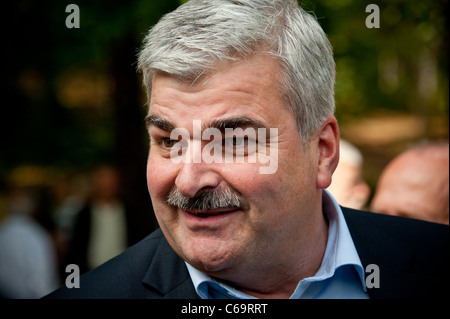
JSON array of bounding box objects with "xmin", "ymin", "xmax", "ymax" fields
[{"xmin": 185, "ymin": 190, "xmax": 369, "ymax": 299}]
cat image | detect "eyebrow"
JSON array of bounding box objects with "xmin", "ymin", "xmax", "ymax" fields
[
  {"xmin": 145, "ymin": 115, "xmax": 175, "ymax": 132},
  {"xmin": 205, "ymin": 117, "xmax": 268, "ymax": 132},
  {"xmin": 145, "ymin": 114, "xmax": 268, "ymax": 132}
]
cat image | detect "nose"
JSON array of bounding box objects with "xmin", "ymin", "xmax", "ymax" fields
[{"xmin": 175, "ymin": 162, "xmax": 222, "ymax": 198}]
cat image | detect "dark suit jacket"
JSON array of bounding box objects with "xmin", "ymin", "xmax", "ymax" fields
[{"xmin": 45, "ymin": 208, "xmax": 449, "ymax": 299}]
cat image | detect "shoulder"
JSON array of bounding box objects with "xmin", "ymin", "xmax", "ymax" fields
[
  {"xmin": 342, "ymin": 207, "xmax": 449, "ymax": 298},
  {"xmin": 342, "ymin": 207, "xmax": 448, "ymax": 271},
  {"xmin": 342, "ymin": 207, "xmax": 448, "ymax": 248},
  {"xmin": 44, "ymin": 229, "xmax": 166, "ymax": 299}
]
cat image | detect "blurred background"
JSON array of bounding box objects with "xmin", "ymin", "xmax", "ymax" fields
[{"xmin": 0, "ymin": 0, "xmax": 448, "ymax": 298}]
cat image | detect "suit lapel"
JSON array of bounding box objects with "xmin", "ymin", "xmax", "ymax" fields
[{"xmin": 141, "ymin": 232, "xmax": 199, "ymax": 299}]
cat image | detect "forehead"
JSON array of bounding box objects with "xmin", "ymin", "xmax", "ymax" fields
[{"xmin": 147, "ymin": 54, "xmax": 289, "ymax": 126}]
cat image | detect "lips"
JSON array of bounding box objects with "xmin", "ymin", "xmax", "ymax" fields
[{"xmin": 185, "ymin": 207, "xmax": 239, "ymax": 218}]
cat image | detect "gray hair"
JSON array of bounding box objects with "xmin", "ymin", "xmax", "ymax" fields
[{"xmin": 137, "ymin": 0, "xmax": 336, "ymax": 143}]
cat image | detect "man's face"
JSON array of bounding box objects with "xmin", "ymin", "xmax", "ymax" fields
[{"xmin": 146, "ymin": 54, "xmax": 324, "ymax": 280}]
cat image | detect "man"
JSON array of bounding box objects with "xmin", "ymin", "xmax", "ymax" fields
[
  {"xmin": 64, "ymin": 165, "xmax": 150, "ymax": 274},
  {"xmin": 45, "ymin": 0, "xmax": 448, "ymax": 299},
  {"xmin": 327, "ymin": 139, "xmax": 371, "ymax": 210},
  {"xmin": 371, "ymin": 142, "xmax": 449, "ymax": 225}
]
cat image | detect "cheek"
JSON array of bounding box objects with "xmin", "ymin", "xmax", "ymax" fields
[
  {"xmin": 221, "ymin": 163, "xmax": 285, "ymax": 217},
  {"xmin": 147, "ymin": 153, "xmax": 176, "ymax": 201},
  {"xmin": 220, "ymin": 162, "xmax": 265, "ymax": 189}
]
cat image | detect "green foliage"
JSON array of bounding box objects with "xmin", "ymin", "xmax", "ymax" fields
[
  {"xmin": 2, "ymin": 0, "xmax": 448, "ymax": 179},
  {"xmin": 300, "ymin": 0, "xmax": 448, "ymax": 120}
]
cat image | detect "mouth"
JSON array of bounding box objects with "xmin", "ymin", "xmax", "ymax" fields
[{"xmin": 184, "ymin": 207, "xmax": 239, "ymax": 218}]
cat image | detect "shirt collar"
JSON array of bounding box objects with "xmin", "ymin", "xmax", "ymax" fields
[
  {"xmin": 185, "ymin": 262, "xmax": 256, "ymax": 299},
  {"xmin": 186, "ymin": 190, "xmax": 366, "ymax": 298},
  {"xmin": 312, "ymin": 189, "xmax": 367, "ymax": 290}
]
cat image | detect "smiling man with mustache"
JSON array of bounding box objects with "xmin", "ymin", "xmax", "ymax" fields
[{"xmin": 46, "ymin": 0, "xmax": 448, "ymax": 300}]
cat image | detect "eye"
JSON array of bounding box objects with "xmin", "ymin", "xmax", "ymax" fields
[
  {"xmin": 160, "ymin": 138, "xmax": 178, "ymax": 149},
  {"xmin": 224, "ymin": 136, "xmax": 247, "ymax": 148},
  {"xmin": 233, "ymin": 136, "xmax": 246, "ymax": 147}
]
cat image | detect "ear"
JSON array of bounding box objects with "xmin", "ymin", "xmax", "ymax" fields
[{"xmin": 315, "ymin": 116, "xmax": 340, "ymax": 189}]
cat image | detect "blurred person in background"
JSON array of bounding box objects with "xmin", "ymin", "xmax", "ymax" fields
[
  {"xmin": 48, "ymin": 172, "xmax": 91, "ymax": 278},
  {"xmin": 65, "ymin": 165, "xmax": 149, "ymax": 274},
  {"xmin": 0, "ymin": 185, "xmax": 59, "ymax": 298},
  {"xmin": 51, "ymin": 173, "xmax": 89, "ymax": 246},
  {"xmin": 327, "ymin": 139, "xmax": 371, "ymax": 210},
  {"xmin": 371, "ymin": 141, "xmax": 449, "ymax": 225}
]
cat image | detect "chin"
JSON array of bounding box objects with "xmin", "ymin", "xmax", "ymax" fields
[{"xmin": 183, "ymin": 238, "xmax": 238, "ymax": 274}]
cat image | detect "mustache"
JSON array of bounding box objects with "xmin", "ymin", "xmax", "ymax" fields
[{"xmin": 166, "ymin": 187, "xmax": 241, "ymax": 211}]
